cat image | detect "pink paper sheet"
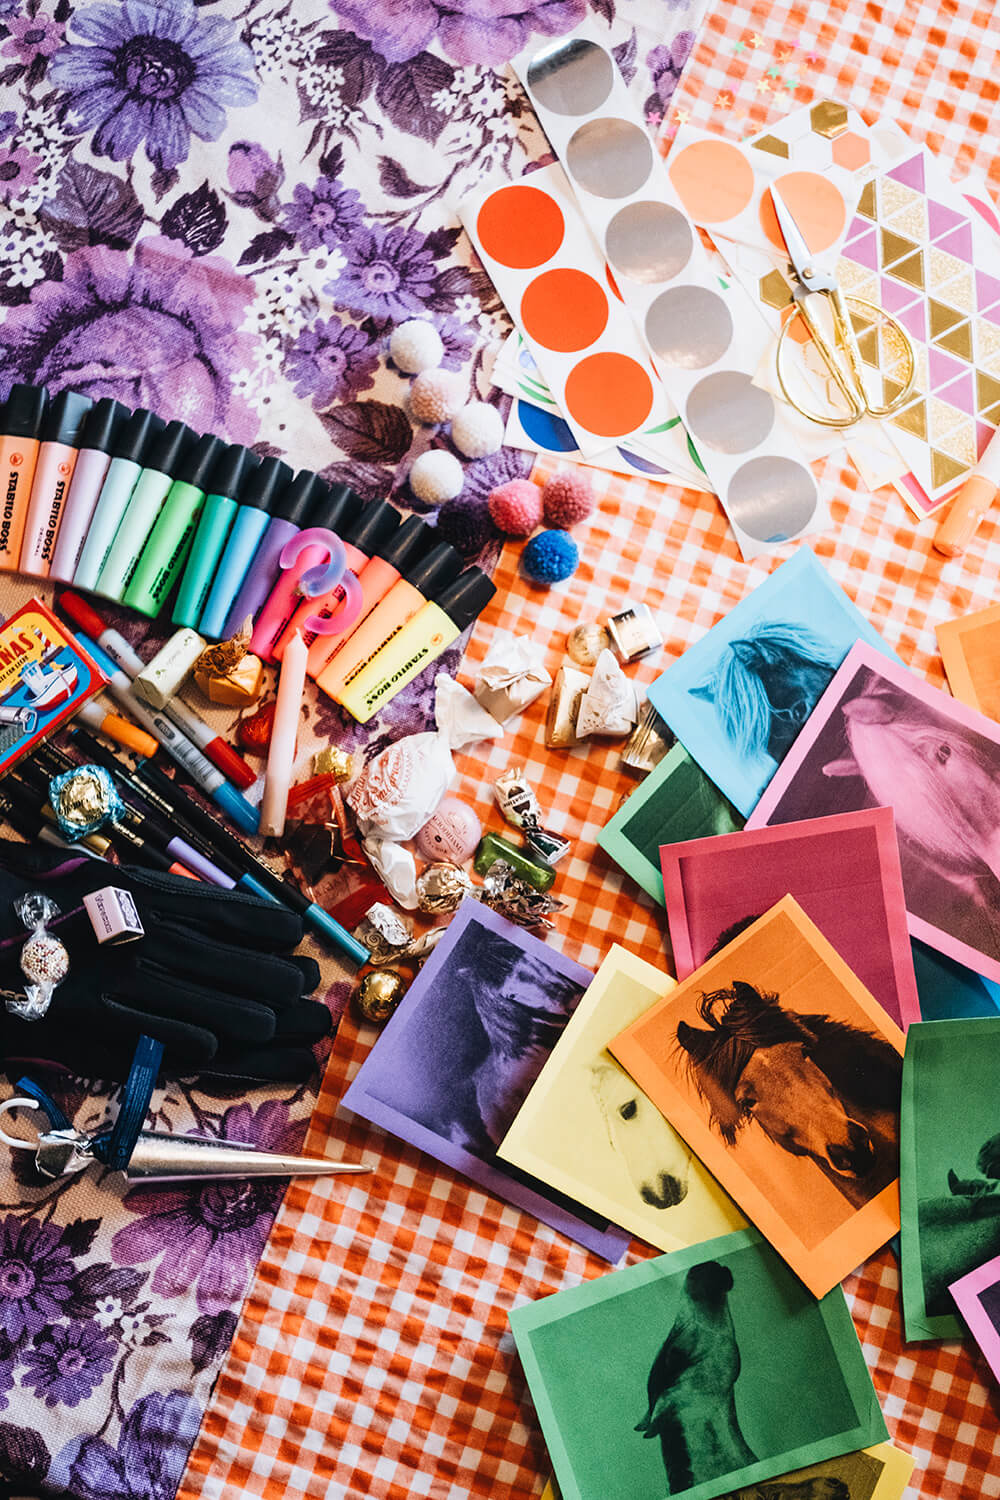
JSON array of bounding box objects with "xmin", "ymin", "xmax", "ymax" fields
[{"xmin": 950, "ymin": 1253, "xmax": 1000, "ymax": 1387}]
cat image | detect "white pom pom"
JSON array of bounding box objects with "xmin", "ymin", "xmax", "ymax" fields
[
  {"xmin": 410, "ymin": 449, "xmax": 464, "ymax": 503},
  {"xmin": 390, "ymin": 319, "xmax": 444, "ymax": 374},
  {"xmin": 450, "ymin": 401, "xmax": 504, "ymax": 458}
]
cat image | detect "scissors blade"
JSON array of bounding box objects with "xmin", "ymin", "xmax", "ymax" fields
[{"xmin": 769, "ymin": 185, "xmax": 834, "ymax": 292}]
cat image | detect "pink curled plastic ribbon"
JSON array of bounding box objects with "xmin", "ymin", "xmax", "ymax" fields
[
  {"xmin": 277, "ymin": 527, "xmax": 347, "ymax": 598},
  {"xmin": 301, "ymin": 568, "xmax": 364, "ymax": 637}
]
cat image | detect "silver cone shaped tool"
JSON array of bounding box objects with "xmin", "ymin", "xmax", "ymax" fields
[{"xmin": 123, "ymin": 1130, "xmax": 371, "ymax": 1182}]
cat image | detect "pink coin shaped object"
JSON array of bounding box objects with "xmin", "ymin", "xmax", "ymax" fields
[{"xmin": 415, "ymin": 796, "xmax": 483, "ymax": 863}]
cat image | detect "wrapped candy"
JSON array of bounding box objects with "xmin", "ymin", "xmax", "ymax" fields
[
  {"xmin": 348, "ymin": 733, "xmax": 454, "ymax": 841},
  {"xmin": 575, "ymin": 649, "xmax": 638, "ymax": 738},
  {"xmin": 10, "ymin": 892, "xmax": 69, "ymax": 1020},
  {"xmin": 193, "ymin": 618, "xmax": 265, "ymax": 706},
  {"xmin": 474, "ymin": 633, "xmax": 552, "ymax": 723},
  {"xmin": 416, "ymin": 861, "xmax": 473, "ymax": 915},
  {"xmin": 355, "ymin": 969, "xmax": 408, "ymax": 1025},
  {"xmin": 48, "ymin": 765, "xmax": 124, "ymax": 839},
  {"xmin": 352, "ymin": 902, "xmax": 412, "ymax": 965},
  {"xmin": 545, "ymin": 665, "xmax": 589, "ymax": 748},
  {"xmin": 361, "ymin": 837, "xmax": 418, "ymax": 909},
  {"xmin": 433, "ymin": 674, "xmax": 504, "ymax": 750},
  {"xmin": 566, "ymin": 622, "xmax": 611, "ymax": 667},
  {"xmin": 621, "ymin": 700, "xmax": 674, "ymax": 773},
  {"xmin": 493, "ymin": 768, "xmax": 569, "ymax": 865},
  {"xmin": 313, "ymin": 745, "xmax": 354, "ymax": 781},
  {"xmin": 478, "ymin": 860, "xmax": 565, "ymax": 929}
]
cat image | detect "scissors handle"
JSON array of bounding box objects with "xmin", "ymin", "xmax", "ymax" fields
[{"xmin": 777, "ymin": 295, "xmax": 916, "ymax": 429}]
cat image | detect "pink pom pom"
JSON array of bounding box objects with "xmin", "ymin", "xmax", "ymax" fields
[
  {"xmin": 542, "ymin": 469, "xmax": 596, "ymax": 529},
  {"xmin": 409, "ymin": 369, "xmax": 465, "ymax": 425},
  {"xmin": 487, "ymin": 479, "xmax": 543, "ymax": 538}
]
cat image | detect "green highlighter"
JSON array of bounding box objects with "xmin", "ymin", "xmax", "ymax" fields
[
  {"xmin": 171, "ymin": 445, "xmax": 259, "ymax": 629},
  {"xmin": 123, "ymin": 434, "xmax": 230, "ymax": 617}
]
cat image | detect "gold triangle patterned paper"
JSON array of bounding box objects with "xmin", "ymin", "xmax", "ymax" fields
[
  {"xmin": 857, "ymin": 179, "xmax": 877, "ymax": 220},
  {"xmin": 931, "ymin": 449, "xmax": 970, "ymax": 488},
  {"xmin": 936, "ymin": 420, "xmax": 976, "ymax": 465},
  {"xmin": 849, "ymin": 306, "xmax": 876, "ymax": 332},
  {"xmin": 890, "ymin": 399, "xmax": 927, "ymax": 440},
  {"xmin": 879, "ymin": 178, "xmax": 922, "ymax": 218},
  {"xmin": 837, "ymin": 260, "xmax": 878, "ymax": 301},
  {"xmin": 977, "ymin": 372, "xmax": 1000, "ymax": 412},
  {"xmin": 928, "ymin": 299, "xmax": 965, "ymax": 338},
  {"xmin": 752, "ymin": 135, "xmax": 790, "ymax": 158},
  {"xmin": 883, "ymin": 377, "xmax": 907, "ymax": 405},
  {"xmin": 929, "ymin": 249, "xmax": 967, "ymax": 289},
  {"xmin": 856, "ymin": 327, "xmax": 879, "ymax": 366},
  {"xmin": 983, "ymin": 402, "xmax": 1000, "ymax": 425},
  {"xmin": 890, "ymin": 250, "xmax": 925, "ymax": 289},
  {"xmin": 881, "ymin": 228, "xmax": 918, "ymax": 267},
  {"xmin": 982, "ymin": 353, "xmax": 1000, "ymax": 378},
  {"xmin": 935, "ymin": 269, "xmax": 974, "ymax": 314},
  {"xmin": 975, "ymin": 320, "xmax": 1000, "ymax": 361},
  {"xmin": 929, "ymin": 397, "xmax": 964, "ymax": 441},
  {"xmin": 935, "ymin": 322, "xmax": 973, "ymax": 360},
  {"xmin": 885, "ymin": 200, "xmax": 928, "ymax": 243}
]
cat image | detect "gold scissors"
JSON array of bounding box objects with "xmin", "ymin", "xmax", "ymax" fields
[{"xmin": 770, "ymin": 183, "xmax": 916, "ymax": 429}]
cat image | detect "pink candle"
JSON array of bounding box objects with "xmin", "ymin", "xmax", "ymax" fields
[{"xmin": 259, "ymin": 629, "xmax": 308, "ymax": 838}]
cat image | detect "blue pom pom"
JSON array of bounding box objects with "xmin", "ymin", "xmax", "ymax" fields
[{"xmin": 522, "ymin": 529, "xmax": 579, "ymax": 584}]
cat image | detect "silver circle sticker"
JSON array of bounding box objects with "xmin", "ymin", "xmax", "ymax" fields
[
  {"xmin": 646, "ymin": 286, "xmax": 733, "ymax": 367},
  {"xmin": 685, "ymin": 371, "xmax": 775, "ymax": 454},
  {"xmin": 526, "ymin": 39, "xmax": 615, "ymax": 116},
  {"xmin": 605, "ymin": 202, "xmax": 693, "ymax": 285},
  {"xmin": 565, "ymin": 118, "xmax": 654, "ymax": 200},
  {"xmin": 727, "ymin": 457, "xmax": 818, "ymax": 542}
]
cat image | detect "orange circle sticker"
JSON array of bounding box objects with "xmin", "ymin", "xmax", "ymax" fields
[
  {"xmin": 760, "ymin": 173, "xmax": 847, "ymax": 255},
  {"xmin": 520, "ymin": 268, "xmax": 609, "ymax": 352},
  {"xmin": 668, "ymin": 139, "xmax": 755, "ymax": 223},
  {"xmin": 476, "ymin": 185, "xmax": 564, "ymax": 269},
  {"xmin": 564, "ymin": 352, "xmax": 654, "ymax": 437}
]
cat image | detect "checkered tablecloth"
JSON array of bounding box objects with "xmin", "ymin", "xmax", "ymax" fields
[{"xmin": 177, "ymin": 2, "xmax": 1000, "ymax": 1496}]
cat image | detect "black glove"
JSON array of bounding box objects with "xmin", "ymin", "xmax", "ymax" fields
[{"xmin": 0, "ymin": 839, "xmax": 329, "ymax": 1083}]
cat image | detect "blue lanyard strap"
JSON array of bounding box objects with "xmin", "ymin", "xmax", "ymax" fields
[{"xmin": 17, "ymin": 1033, "xmax": 164, "ymax": 1171}]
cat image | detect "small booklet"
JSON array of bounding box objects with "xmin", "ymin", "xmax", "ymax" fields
[{"xmin": 0, "ymin": 597, "xmax": 106, "ymax": 776}]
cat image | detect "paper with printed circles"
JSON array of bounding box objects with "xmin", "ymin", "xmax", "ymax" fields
[{"xmin": 513, "ymin": 24, "xmax": 829, "ymax": 559}]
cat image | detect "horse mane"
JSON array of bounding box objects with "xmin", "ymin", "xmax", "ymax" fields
[
  {"xmin": 694, "ymin": 621, "xmax": 839, "ymax": 759},
  {"xmin": 675, "ymin": 981, "xmax": 901, "ymax": 1144}
]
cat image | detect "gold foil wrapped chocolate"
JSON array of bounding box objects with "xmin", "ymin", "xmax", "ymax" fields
[
  {"xmin": 355, "ymin": 968, "xmax": 408, "ymax": 1025},
  {"xmin": 545, "ymin": 665, "xmax": 590, "ymax": 749},
  {"xmin": 621, "ymin": 701, "xmax": 674, "ymax": 773},
  {"xmin": 416, "ymin": 861, "xmax": 473, "ymax": 915},
  {"xmin": 478, "ymin": 860, "xmax": 564, "ymax": 929},
  {"xmin": 313, "ymin": 745, "xmax": 354, "ymax": 782},
  {"xmin": 566, "ymin": 622, "xmax": 611, "ymax": 667},
  {"xmin": 493, "ymin": 768, "xmax": 569, "ymax": 865},
  {"xmin": 193, "ymin": 618, "xmax": 265, "ymax": 706},
  {"xmin": 352, "ymin": 902, "xmax": 412, "ymax": 965}
]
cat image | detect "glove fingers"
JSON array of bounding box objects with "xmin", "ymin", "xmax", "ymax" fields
[
  {"xmin": 140, "ymin": 924, "xmax": 313, "ymax": 1011},
  {"xmin": 274, "ymin": 999, "xmax": 333, "ymax": 1045},
  {"xmin": 115, "ymin": 969, "xmax": 277, "ymax": 1046},
  {"xmin": 120, "ymin": 867, "xmax": 305, "ymax": 952},
  {"xmin": 202, "ymin": 1047, "xmax": 323, "ymax": 1084},
  {"xmin": 100, "ymin": 994, "xmax": 219, "ymax": 1066},
  {"xmin": 289, "ymin": 956, "xmax": 322, "ymax": 997}
]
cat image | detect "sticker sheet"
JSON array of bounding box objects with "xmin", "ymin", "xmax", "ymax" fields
[
  {"xmin": 513, "ymin": 24, "xmax": 828, "ymax": 558},
  {"xmin": 646, "ymin": 547, "xmax": 900, "ymax": 817},
  {"xmin": 510, "ymin": 1227, "xmax": 888, "ymax": 1500},
  {"xmin": 900, "ymin": 1019, "xmax": 1000, "ymax": 1341},
  {"xmin": 659, "ymin": 807, "xmax": 920, "ymax": 1029},
  {"xmin": 497, "ymin": 946, "xmax": 746, "ymax": 1255},
  {"xmin": 936, "ymin": 601, "xmax": 1000, "ymax": 721},
  {"xmin": 747, "ymin": 639, "xmax": 1000, "ymax": 985},
  {"xmin": 609, "ymin": 899, "xmax": 904, "ymax": 1298}
]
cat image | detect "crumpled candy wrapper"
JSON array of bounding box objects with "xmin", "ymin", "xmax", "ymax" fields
[
  {"xmin": 348, "ymin": 732, "xmax": 455, "ymax": 841},
  {"xmin": 416, "ymin": 861, "xmax": 473, "ymax": 915},
  {"xmin": 478, "ymin": 860, "xmax": 565, "ymax": 929},
  {"xmin": 352, "ymin": 902, "xmax": 412, "ymax": 965},
  {"xmin": 474, "ymin": 633, "xmax": 552, "ymax": 723},
  {"xmin": 493, "ymin": 768, "xmax": 569, "ymax": 865},
  {"xmin": 434, "ymin": 674, "xmax": 504, "ymax": 750},
  {"xmin": 362, "ymin": 836, "xmax": 418, "ymax": 909},
  {"xmin": 193, "ymin": 617, "xmax": 264, "ymax": 706},
  {"xmin": 576, "ymin": 649, "xmax": 638, "ymax": 738}
]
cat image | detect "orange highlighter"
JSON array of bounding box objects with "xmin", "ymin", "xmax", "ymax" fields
[
  {"xmin": 934, "ymin": 428, "xmax": 1000, "ymax": 556},
  {"xmin": 0, "ymin": 384, "xmax": 48, "ymax": 571},
  {"xmin": 19, "ymin": 390, "xmax": 93, "ymax": 577}
]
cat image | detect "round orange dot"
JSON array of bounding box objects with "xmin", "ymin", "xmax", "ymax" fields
[
  {"xmin": 520, "ymin": 269, "xmax": 609, "ymax": 352},
  {"xmin": 668, "ymin": 139, "xmax": 755, "ymax": 224},
  {"xmin": 476, "ymin": 184, "xmax": 564, "ymax": 269},
  {"xmin": 760, "ymin": 173, "xmax": 846, "ymax": 255},
  {"xmin": 563, "ymin": 352, "xmax": 654, "ymax": 437}
]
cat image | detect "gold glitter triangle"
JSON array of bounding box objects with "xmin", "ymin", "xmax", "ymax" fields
[
  {"xmin": 881, "ymin": 180, "xmax": 922, "ymax": 218},
  {"xmin": 936, "ymin": 421, "xmax": 976, "ymax": 464},
  {"xmin": 929, "ymin": 299, "xmax": 965, "ymax": 338},
  {"xmin": 857, "ymin": 180, "xmax": 877, "ymax": 221},
  {"xmin": 886, "ymin": 201, "xmax": 928, "ymax": 243},
  {"xmin": 881, "ymin": 228, "xmax": 918, "ymax": 267},
  {"xmin": 890, "ymin": 399, "xmax": 927, "ymax": 439},
  {"xmin": 931, "ymin": 449, "xmax": 969, "ymax": 488},
  {"xmin": 976, "ymin": 320, "xmax": 1000, "ymax": 361},
  {"xmin": 935, "ymin": 321, "xmax": 973, "ymax": 360},
  {"xmin": 753, "ymin": 134, "xmax": 790, "ymax": 158},
  {"xmin": 856, "ymin": 327, "xmax": 880, "ymax": 365},
  {"xmin": 890, "ymin": 250, "xmax": 925, "ymax": 289},
  {"xmin": 977, "ymin": 372, "xmax": 1000, "ymax": 412},
  {"xmin": 930, "ymin": 398, "xmax": 964, "ymax": 440},
  {"xmin": 929, "ymin": 248, "xmax": 966, "ymax": 288},
  {"xmin": 936, "ymin": 268, "xmax": 974, "ymax": 314}
]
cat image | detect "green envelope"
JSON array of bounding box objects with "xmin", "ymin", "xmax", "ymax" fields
[
  {"xmin": 510, "ymin": 1228, "xmax": 886, "ymax": 1500},
  {"xmin": 597, "ymin": 743, "xmax": 743, "ymax": 906},
  {"xmin": 901, "ymin": 1017, "xmax": 1000, "ymax": 1341}
]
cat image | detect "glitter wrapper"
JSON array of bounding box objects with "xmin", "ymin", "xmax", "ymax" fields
[
  {"xmin": 352, "ymin": 902, "xmax": 412, "ymax": 965},
  {"xmin": 48, "ymin": 765, "xmax": 124, "ymax": 838},
  {"xmin": 576, "ymin": 649, "xmax": 638, "ymax": 738},
  {"xmin": 493, "ymin": 768, "xmax": 569, "ymax": 865},
  {"xmin": 478, "ymin": 860, "xmax": 564, "ymax": 929},
  {"xmin": 545, "ymin": 665, "xmax": 590, "ymax": 748},
  {"xmin": 313, "ymin": 745, "xmax": 354, "ymax": 781},
  {"xmin": 193, "ymin": 618, "xmax": 265, "ymax": 705},
  {"xmin": 416, "ymin": 861, "xmax": 473, "ymax": 914}
]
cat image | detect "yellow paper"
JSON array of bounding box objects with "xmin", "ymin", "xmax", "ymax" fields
[
  {"xmin": 497, "ymin": 945, "xmax": 745, "ymax": 1254},
  {"xmin": 724, "ymin": 1441, "xmax": 914, "ymax": 1498}
]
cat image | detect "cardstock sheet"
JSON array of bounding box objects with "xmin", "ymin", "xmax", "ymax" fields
[
  {"xmin": 900, "ymin": 1018, "xmax": 1000, "ymax": 1341},
  {"xmin": 659, "ymin": 807, "xmax": 920, "ymax": 1029},
  {"xmin": 339, "ymin": 900, "xmax": 627, "ymax": 1261},
  {"xmin": 747, "ymin": 639, "xmax": 1000, "ymax": 985},
  {"xmin": 513, "ymin": 25, "xmax": 828, "ymax": 559},
  {"xmin": 949, "ymin": 1252, "xmax": 1000, "ymax": 1384},
  {"xmin": 497, "ymin": 945, "xmax": 746, "ymax": 1255},
  {"xmin": 597, "ymin": 742, "xmax": 744, "ymax": 906},
  {"xmin": 911, "ymin": 938, "xmax": 1000, "ymax": 1022},
  {"xmin": 936, "ymin": 601, "xmax": 1000, "ymax": 722},
  {"xmin": 509, "ymin": 1227, "xmax": 888, "ymax": 1500},
  {"xmin": 609, "ymin": 898, "xmax": 904, "ymax": 1298},
  {"xmin": 727, "ymin": 1442, "xmax": 915, "ymax": 1500},
  {"xmin": 647, "ymin": 547, "xmax": 900, "ymax": 818}
]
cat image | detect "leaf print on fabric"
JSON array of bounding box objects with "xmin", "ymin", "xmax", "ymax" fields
[
  {"xmin": 328, "ymin": 0, "xmax": 588, "ymax": 66},
  {"xmin": 38, "ymin": 160, "xmax": 146, "ymax": 251},
  {"xmin": 189, "ymin": 1310, "xmax": 238, "ymax": 1375},
  {"xmin": 161, "ymin": 182, "xmax": 228, "ymax": 257},
  {"xmin": 375, "ymin": 53, "xmax": 455, "ymax": 143},
  {"xmin": 321, "ymin": 401, "xmax": 413, "ymax": 464},
  {"xmin": 20, "ymin": 1323, "xmax": 116, "ymax": 1410},
  {"xmin": 49, "ymin": 0, "xmax": 258, "ymax": 172},
  {"xmin": 0, "ymin": 1419, "xmax": 50, "ymax": 1486},
  {"xmin": 64, "ymin": 1389, "xmax": 201, "ymax": 1500},
  {"xmin": 0, "ymin": 1216, "xmax": 75, "ymax": 1342}
]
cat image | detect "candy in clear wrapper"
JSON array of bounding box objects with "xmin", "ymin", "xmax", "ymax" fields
[
  {"xmin": 493, "ymin": 767, "xmax": 569, "ymax": 865},
  {"xmin": 10, "ymin": 892, "xmax": 69, "ymax": 1020},
  {"xmin": 355, "ymin": 968, "xmax": 408, "ymax": 1025},
  {"xmin": 575, "ymin": 649, "xmax": 638, "ymax": 738},
  {"xmin": 48, "ymin": 765, "xmax": 124, "ymax": 839},
  {"xmin": 478, "ymin": 860, "xmax": 564, "ymax": 929},
  {"xmin": 416, "ymin": 861, "xmax": 473, "ymax": 914},
  {"xmin": 352, "ymin": 902, "xmax": 412, "ymax": 965}
]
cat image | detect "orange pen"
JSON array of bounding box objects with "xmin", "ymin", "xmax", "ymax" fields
[{"xmin": 0, "ymin": 384, "xmax": 47, "ymax": 570}]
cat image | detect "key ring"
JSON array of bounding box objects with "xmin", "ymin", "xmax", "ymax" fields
[{"xmin": 0, "ymin": 1095, "xmax": 42, "ymax": 1150}]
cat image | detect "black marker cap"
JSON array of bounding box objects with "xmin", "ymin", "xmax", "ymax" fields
[
  {"xmin": 407, "ymin": 539, "xmax": 463, "ymax": 598},
  {"xmin": 378, "ymin": 514, "xmax": 430, "ymax": 572},
  {"xmin": 111, "ymin": 408, "xmax": 164, "ymax": 464},
  {"xmin": 240, "ymin": 455, "xmax": 293, "ymax": 511},
  {"xmin": 146, "ymin": 419, "xmax": 196, "ymax": 476},
  {"xmin": 273, "ymin": 470, "xmax": 326, "ymax": 527},
  {"xmin": 177, "ymin": 433, "xmax": 225, "ymax": 491},
  {"xmin": 343, "ymin": 497, "xmax": 400, "ymax": 556},
  {"xmin": 203, "ymin": 442, "xmax": 254, "ymax": 500},
  {"xmin": 40, "ymin": 390, "xmax": 93, "ymax": 447},
  {"xmin": 2, "ymin": 383, "xmax": 48, "ymax": 440},
  {"xmin": 79, "ymin": 397, "xmax": 129, "ymax": 455},
  {"xmin": 435, "ymin": 568, "xmax": 496, "ymax": 630},
  {"xmin": 315, "ymin": 482, "xmax": 363, "ymax": 534}
]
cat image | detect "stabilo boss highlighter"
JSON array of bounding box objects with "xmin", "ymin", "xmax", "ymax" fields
[
  {"xmin": 70, "ymin": 408, "xmax": 164, "ymax": 592},
  {"xmin": 0, "ymin": 383, "xmax": 48, "ymax": 571},
  {"xmin": 336, "ymin": 567, "xmax": 497, "ymax": 723},
  {"xmin": 123, "ymin": 433, "xmax": 228, "ymax": 616},
  {"xmin": 19, "ymin": 389, "xmax": 93, "ymax": 576},
  {"xmin": 94, "ymin": 419, "xmax": 194, "ymax": 600},
  {"xmin": 220, "ymin": 469, "xmax": 326, "ymax": 638},
  {"xmin": 315, "ymin": 539, "xmax": 462, "ymax": 704},
  {"xmin": 49, "ymin": 398, "xmax": 129, "ymax": 584},
  {"xmin": 249, "ymin": 483, "xmax": 361, "ymax": 659},
  {"xmin": 197, "ymin": 455, "xmax": 292, "ymax": 639},
  {"xmin": 171, "ymin": 445, "xmax": 259, "ymax": 629}
]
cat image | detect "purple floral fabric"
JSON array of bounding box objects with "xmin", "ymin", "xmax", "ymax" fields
[{"xmin": 0, "ymin": 0, "xmax": 704, "ymax": 1494}]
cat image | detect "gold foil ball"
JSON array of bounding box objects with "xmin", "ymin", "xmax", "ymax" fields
[
  {"xmin": 416, "ymin": 861, "xmax": 473, "ymax": 915},
  {"xmin": 313, "ymin": 745, "xmax": 354, "ymax": 781},
  {"xmin": 355, "ymin": 968, "xmax": 407, "ymax": 1025},
  {"xmin": 566, "ymin": 623, "xmax": 611, "ymax": 667}
]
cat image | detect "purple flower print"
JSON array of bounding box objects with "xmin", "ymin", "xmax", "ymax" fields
[
  {"xmin": 337, "ymin": 224, "xmax": 439, "ymax": 323},
  {"xmin": 287, "ymin": 316, "xmax": 379, "ymax": 407},
  {"xmin": 20, "ymin": 1322, "xmax": 116, "ymax": 1409},
  {"xmin": 0, "ymin": 1419, "xmax": 50, "ymax": 1486},
  {"xmin": 0, "ymin": 236, "xmax": 259, "ymax": 442},
  {"xmin": 1, "ymin": 12, "xmax": 64, "ymax": 64},
  {"xmin": 328, "ymin": 0, "xmax": 587, "ymax": 66},
  {"xmin": 0, "ymin": 1216, "xmax": 75, "ymax": 1342},
  {"xmin": 281, "ymin": 177, "xmax": 365, "ymax": 252},
  {"xmin": 645, "ymin": 33, "xmax": 696, "ymax": 119},
  {"xmin": 227, "ymin": 140, "xmax": 284, "ymax": 218},
  {"xmin": 49, "ymin": 0, "xmax": 258, "ymax": 172},
  {"xmin": 111, "ymin": 1099, "xmax": 295, "ymax": 1315},
  {"xmin": 0, "ymin": 145, "xmax": 40, "ymax": 201},
  {"xmin": 65, "ymin": 1389, "xmax": 201, "ymax": 1500}
]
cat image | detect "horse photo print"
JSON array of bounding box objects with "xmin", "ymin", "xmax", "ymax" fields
[
  {"xmin": 497, "ymin": 945, "xmax": 745, "ymax": 1256},
  {"xmin": 339, "ymin": 899, "xmax": 628, "ymax": 1260},
  {"xmin": 646, "ymin": 547, "xmax": 899, "ymax": 818},
  {"xmin": 510, "ymin": 1228, "xmax": 887, "ymax": 1500},
  {"xmin": 748, "ymin": 640, "xmax": 1000, "ymax": 984},
  {"xmin": 610, "ymin": 898, "xmax": 904, "ymax": 1297},
  {"xmin": 726, "ymin": 1439, "xmax": 914, "ymax": 1500}
]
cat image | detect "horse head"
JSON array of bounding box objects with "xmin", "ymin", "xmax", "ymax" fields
[
  {"xmin": 590, "ymin": 1060, "xmax": 690, "ymax": 1209},
  {"xmin": 690, "ymin": 622, "xmax": 837, "ymax": 762},
  {"xmin": 977, "ymin": 1132, "xmax": 1000, "ymax": 1179}
]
